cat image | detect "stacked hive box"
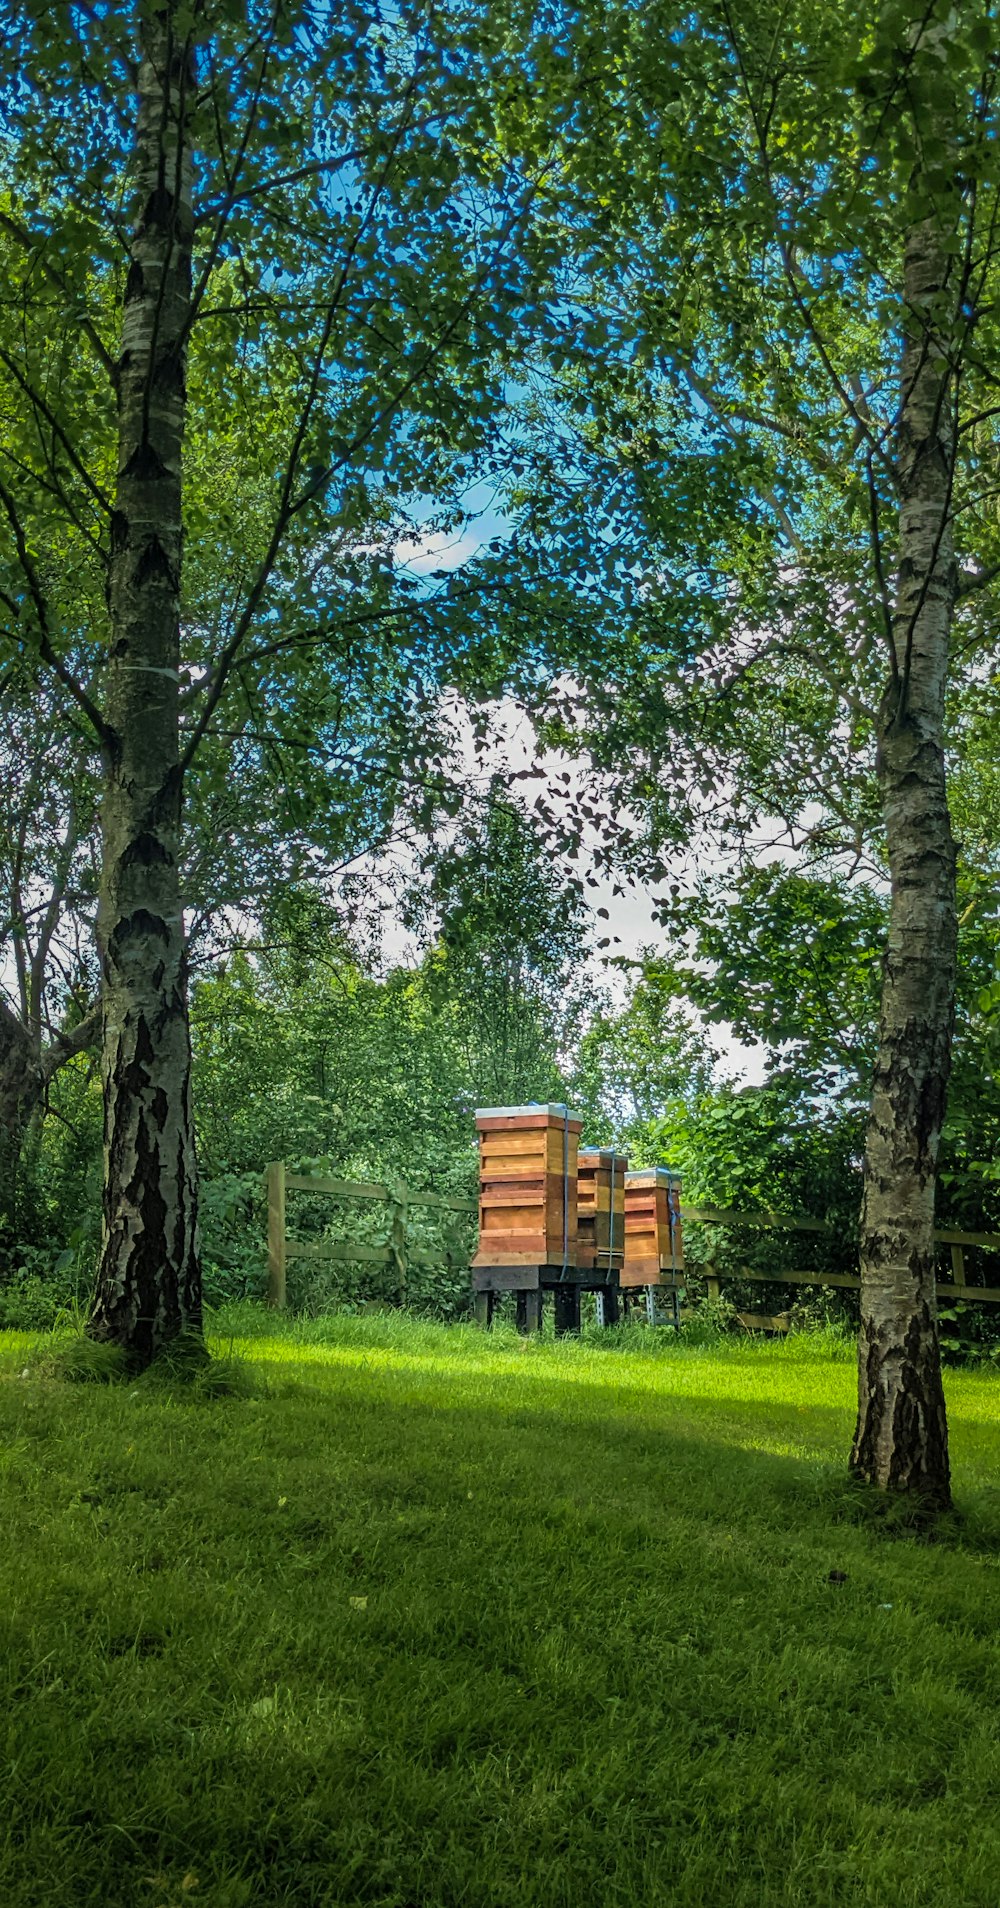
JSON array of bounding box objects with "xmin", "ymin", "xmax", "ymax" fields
[
  {"xmin": 472, "ymin": 1105, "xmax": 582, "ymax": 1276},
  {"xmin": 576, "ymin": 1149, "xmax": 628, "ymax": 1279},
  {"xmin": 621, "ymin": 1168, "xmax": 684, "ymax": 1288}
]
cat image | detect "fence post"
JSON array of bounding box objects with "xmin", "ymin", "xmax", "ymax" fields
[
  {"xmin": 705, "ymin": 1266, "xmax": 721, "ymax": 1304},
  {"xmin": 950, "ymin": 1243, "xmax": 965, "ymax": 1288},
  {"xmin": 267, "ymin": 1161, "xmax": 287, "ymax": 1309},
  {"xmin": 389, "ymin": 1179, "xmax": 409, "ymax": 1306}
]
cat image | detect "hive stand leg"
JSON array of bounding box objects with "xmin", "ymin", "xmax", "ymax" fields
[
  {"xmin": 474, "ymin": 1291, "xmax": 495, "ymax": 1330},
  {"xmin": 516, "ymin": 1290, "xmax": 542, "ymax": 1335},
  {"xmin": 594, "ymin": 1290, "xmax": 605, "ymax": 1329},
  {"xmin": 553, "ymin": 1286, "xmax": 581, "ymax": 1336},
  {"xmin": 645, "ymin": 1286, "xmax": 658, "ymax": 1327},
  {"xmin": 602, "ymin": 1286, "xmax": 621, "ymax": 1327}
]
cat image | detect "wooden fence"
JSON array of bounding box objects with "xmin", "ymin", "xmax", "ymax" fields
[
  {"xmin": 266, "ymin": 1164, "xmax": 1000, "ymax": 1325},
  {"xmin": 265, "ymin": 1161, "xmax": 476, "ymax": 1309},
  {"xmin": 681, "ymin": 1203, "xmax": 1000, "ymax": 1330}
]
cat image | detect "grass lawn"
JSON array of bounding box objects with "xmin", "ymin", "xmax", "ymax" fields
[{"xmin": 3, "ymin": 1309, "xmax": 1000, "ymax": 1908}]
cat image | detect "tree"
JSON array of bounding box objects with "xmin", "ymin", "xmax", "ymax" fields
[
  {"xmin": 490, "ymin": 0, "xmax": 1000, "ymax": 1507},
  {"xmin": 571, "ymin": 962, "xmax": 716, "ymax": 1153},
  {"xmin": 0, "ymin": 453, "xmax": 456, "ymax": 1215},
  {"xmin": 656, "ymin": 867, "xmax": 887, "ymax": 1103},
  {"xmin": 0, "ymin": 0, "xmax": 546, "ymax": 1363},
  {"xmin": 405, "ymin": 782, "xmax": 589, "ymax": 1106}
]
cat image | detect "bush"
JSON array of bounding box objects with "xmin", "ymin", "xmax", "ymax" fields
[
  {"xmin": 0, "ymin": 1243, "xmax": 94, "ymax": 1330},
  {"xmin": 679, "ymin": 1292, "xmax": 738, "ymax": 1345}
]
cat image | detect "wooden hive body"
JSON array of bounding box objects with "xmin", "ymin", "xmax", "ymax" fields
[
  {"xmin": 621, "ymin": 1168, "xmax": 684, "ymax": 1287},
  {"xmin": 472, "ymin": 1105, "xmax": 582, "ymax": 1268},
  {"xmin": 576, "ymin": 1148, "xmax": 628, "ymax": 1276}
]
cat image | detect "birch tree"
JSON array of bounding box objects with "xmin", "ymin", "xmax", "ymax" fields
[
  {"xmin": 0, "ymin": 0, "xmax": 545, "ymax": 1364},
  {"xmin": 848, "ymin": 4, "xmax": 962, "ymax": 1504},
  {"xmin": 497, "ymin": 0, "xmax": 1000, "ymax": 1506}
]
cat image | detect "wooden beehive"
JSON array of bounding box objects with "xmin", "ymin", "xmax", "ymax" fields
[
  {"xmin": 472, "ymin": 1104, "xmax": 582, "ymax": 1268},
  {"xmin": 576, "ymin": 1148, "xmax": 628, "ymax": 1277},
  {"xmin": 621, "ymin": 1168, "xmax": 684, "ymax": 1287}
]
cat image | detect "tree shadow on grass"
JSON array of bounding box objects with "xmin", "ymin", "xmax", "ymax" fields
[
  {"xmin": 14, "ymin": 1314, "xmax": 998, "ymax": 1558},
  {"xmin": 261, "ymin": 1341, "xmax": 1000, "ymax": 1562}
]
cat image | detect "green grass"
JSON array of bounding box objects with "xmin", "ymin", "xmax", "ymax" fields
[{"xmin": 2, "ymin": 1307, "xmax": 1000, "ymax": 1908}]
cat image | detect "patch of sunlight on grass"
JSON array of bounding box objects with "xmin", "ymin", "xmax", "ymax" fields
[{"xmin": 0, "ymin": 1329, "xmax": 44, "ymax": 1368}]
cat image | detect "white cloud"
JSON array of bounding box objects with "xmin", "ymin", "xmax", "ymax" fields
[
  {"xmin": 393, "ymin": 525, "xmax": 492, "ymax": 575},
  {"xmin": 342, "ymin": 691, "xmax": 769, "ymax": 1086}
]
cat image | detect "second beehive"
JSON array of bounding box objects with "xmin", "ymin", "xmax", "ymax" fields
[{"xmin": 576, "ymin": 1148, "xmax": 628, "ymax": 1277}]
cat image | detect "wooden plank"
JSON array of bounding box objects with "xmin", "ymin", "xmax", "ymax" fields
[
  {"xmin": 479, "ymin": 1183, "xmax": 569, "ymax": 1210},
  {"xmin": 681, "ymin": 1204, "xmax": 831, "ymax": 1233},
  {"xmin": 284, "ymin": 1236, "xmax": 456, "ymax": 1266},
  {"xmin": 285, "ymin": 1240, "xmax": 391, "ymax": 1265},
  {"xmin": 553, "ymin": 1286, "xmax": 581, "ymax": 1336},
  {"xmin": 478, "ymin": 1130, "xmax": 574, "ymax": 1154},
  {"xmin": 473, "ymin": 1266, "xmax": 542, "ymax": 1292},
  {"xmin": 480, "ymin": 1210, "xmax": 575, "ymax": 1239},
  {"xmin": 516, "ymin": 1290, "xmax": 543, "ymax": 1333},
  {"xmin": 738, "ymin": 1312, "xmax": 792, "ymax": 1333},
  {"xmin": 934, "ymin": 1227, "xmax": 1000, "ymax": 1249},
  {"xmin": 284, "ymin": 1174, "xmax": 475, "ymax": 1214},
  {"xmin": 266, "ymin": 1161, "xmax": 286, "ymax": 1310},
  {"xmin": 286, "ymin": 1174, "xmax": 389, "ymax": 1201},
  {"xmin": 473, "ymin": 1263, "xmax": 609, "ymax": 1290},
  {"xmin": 709, "ymin": 1266, "xmax": 1000, "ymax": 1304},
  {"xmin": 732, "ymin": 1266, "xmax": 861, "ymax": 1291},
  {"xmin": 408, "ymin": 1190, "xmax": 477, "ymax": 1214},
  {"xmin": 475, "ymin": 1236, "xmax": 559, "ymax": 1259},
  {"xmin": 540, "ymin": 1266, "xmax": 616, "ymax": 1287},
  {"xmin": 473, "ymin": 1251, "xmax": 553, "ymax": 1268},
  {"xmin": 479, "ymin": 1138, "xmax": 580, "ymax": 1174},
  {"xmin": 478, "ymin": 1155, "xmax": 552, "ymax": 1176},
  {"xmin": 680, "ymin": 1203, "xmax": 1000, "ymax": 1250}
]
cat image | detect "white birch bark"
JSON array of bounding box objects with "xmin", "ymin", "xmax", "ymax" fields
[
  {"xmin": 851, "ymin": 119, "xmax": 958, "ymax": 1505},
  {"xmin": 89, "ymin": 6, "xmax": 201, "ymax": 1364}
]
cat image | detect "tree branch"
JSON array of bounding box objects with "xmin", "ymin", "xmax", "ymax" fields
[
  {"xmin": 0, "ymin": 471, "xmax": 112, "ymax": 749},
  {"xmin": 0, "ymin": 208, "xmax": 118, "ymax": 388},
  {"xmin": 40, "ymin": 1002, "xmax": 101, "ymax": 1085}
]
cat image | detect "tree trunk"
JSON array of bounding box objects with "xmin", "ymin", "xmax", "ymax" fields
[
  {"xmin": 89, "ymin": 7, "xmax": 201, "ymax": 1366},
  {"xmin": 850, "ymin": 192, "xmax": 958, "ymax": 1508}
]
